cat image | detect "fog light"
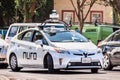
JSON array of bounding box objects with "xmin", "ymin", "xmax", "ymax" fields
[
  {"xmin": 59, "ymin": 58, "xmax": 63, "ymax": 65},
  {"xmin": 68, "ymin": 62, "xmax": 71, "ymax": 66},
  {"xmin": 98, "ymin": 62, "xmax": 101, "ymax": 65}
]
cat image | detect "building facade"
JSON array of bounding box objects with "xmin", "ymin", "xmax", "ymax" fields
[{"xmin": 54, "ymin": 0, "xmax": 113, "ymax": 25}]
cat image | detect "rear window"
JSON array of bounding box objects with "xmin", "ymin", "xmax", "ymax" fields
[{"xmin": 18, "ymin": 26, "xmax": 28, "ymax": 33}]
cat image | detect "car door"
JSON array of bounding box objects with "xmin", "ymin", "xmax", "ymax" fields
[
  {"xmin": 110, "ymin": 32, "xmax": 120, "ymax": 64},
  {"xmin": 16, "ymin": 30, "xmax": 34, "ymax": 66},
  {"xmin": 5, "ymin": 26, "xmax": 19, "ymax": 43},
  {"xmin": 103, "ymin": 32, "xmax": 120, "ymax": 64},
  {"xmin": 29, "ymin": 31, "xmax": 47, "ymax": 68}
]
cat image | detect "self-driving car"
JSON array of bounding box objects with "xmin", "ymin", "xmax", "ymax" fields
[
  {"xmin": 7, "ymin": 28, "xmax": 103, "ymax": 73},
  {"xmin": 98, "ymin": 29, "xmax": 120, "ymax": 70}
]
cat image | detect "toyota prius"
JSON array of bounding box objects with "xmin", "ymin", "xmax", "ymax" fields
[{"xmin": 7, "ymin": 28, "xmax": 103, "ymax": 73}]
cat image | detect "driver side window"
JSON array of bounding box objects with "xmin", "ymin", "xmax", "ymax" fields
[
  {"xmin": 109, "ymin": 32, "xmax": 120, "ymax": 41},
  {"xmin": 22, "ymin": 31, "xmax": 33, "ymax": 41},
  {"xmin": 33, "ymin": 31, "xmax": 48, "ymax": 45}
]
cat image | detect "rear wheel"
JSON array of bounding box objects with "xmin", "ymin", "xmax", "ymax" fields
[
  {"xmin": 9, "ymin": 54, "xmax": 21, "ymax": 71},
  {"xmin": 47, "ymin": 55, "xmax": 55, "ymax": 73},
  {"xmin": 103, "ymin": 54, "xmax": 113, "ymax": 70},
  {"xmin": 91, "ymin": 68, "xmax": 98, "ymax": 73}
]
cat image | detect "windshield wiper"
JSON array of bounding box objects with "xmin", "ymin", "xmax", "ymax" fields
[{"xmin": 51, "ymin": 41, "xmax": 61, "ymax": 42}]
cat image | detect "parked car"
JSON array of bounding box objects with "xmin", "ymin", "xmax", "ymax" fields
[
  {"xmin": 0, "ymin": 38, "xmax": 8, "ymax": 68},
  {"xmin": 5, "ymin": 19, "xmax": 69, "ymax": 44},
  {"xmin": 98, "ymin": 29, "xmax": 120, "ymax": 70},
  {"xmin": 1, "ymin": 19, "xmax": 70, "ymax": 68},
  {"xmin": 7, "ymin": 28, "xmax": 103, "ymax": 73}
]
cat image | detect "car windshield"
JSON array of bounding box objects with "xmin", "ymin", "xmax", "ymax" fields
[
  {"xmin": 45, "ymin": 31, "xmax": 89, "ymax": 42},
  {"xmin": 38, "ymin": 25, "xmax": 64, "ymax": 29},
  {"xmin": 44, "ymin": 25, "xmax": 64, "ymax": 28}
]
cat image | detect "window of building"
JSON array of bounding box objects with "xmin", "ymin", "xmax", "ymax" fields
[
  {"xmin": 90, "ymin": 11, "xmax": 103, "ymax": 24},
  {"xmin": 62, "ymin": 10, "xmax": 75, "ymax": 25}
]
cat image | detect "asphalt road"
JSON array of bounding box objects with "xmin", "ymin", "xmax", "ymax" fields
[{"xmin": 0, "ymin": 67, "xmax": 120, "ymax": 80}]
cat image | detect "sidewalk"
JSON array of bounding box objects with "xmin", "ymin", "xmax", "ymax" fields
[
  {"xmin": 0, "ymin": 75, "xmax": 9, "ymax": 80},
  {"xmin": 0, "ymin": 75, "xmax": 47, "ymax": 80}
]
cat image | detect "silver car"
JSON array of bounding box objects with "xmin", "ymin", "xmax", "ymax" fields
[{"xmin": 98, "ymin": 29, "xmax": 120, "ymax": 70}]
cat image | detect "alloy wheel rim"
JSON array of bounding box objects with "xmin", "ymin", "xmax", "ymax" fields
[
  {"xmin": 10, "ymin": 55, "xmax": 17, "ymax": 69},
  {"xmin": 104, "ymin": 54, "xmax": 110, "ymax": 68}
]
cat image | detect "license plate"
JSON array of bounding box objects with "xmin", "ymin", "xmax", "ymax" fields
[{"xmin": 81, "ymin": 58, "xmax": 91, "ymax": 63}]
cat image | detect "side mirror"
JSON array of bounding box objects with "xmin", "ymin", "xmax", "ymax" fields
[
  {"xmin": 35, "ymin": 40, "xmax": 43, "ymax": 47},
  {"xmin": 113, "ymin": 34, "xmax": 119, "ymax": 41}
]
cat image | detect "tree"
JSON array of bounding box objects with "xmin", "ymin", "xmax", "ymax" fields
[
  {"xmin": 0, "ymin": 0, "xmax": 15, "ymax": 27},
  {"xmin": 15, "ymin": 0, "xmax": 47, "ymax": 22},
  {"xmin": 70, "ymin": 0, "xmax": 97, "ymax": 33},
  {"xmin": 33, "ymin": 0, "xmax": 54, "ymax": 22},
  {"xmin": 99, "ymin": 0, "xmax": 120, "ymax": 25}
]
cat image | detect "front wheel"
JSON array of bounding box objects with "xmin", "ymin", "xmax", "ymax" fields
[
  {"xmin": 103, "ymin": 54, "xmax": 113, "ymax": 70},
  {"xmin": 9, "ymin": 54, "xmax": 21, "ymax": 71},
  {"xmin": 91, "ymin": 68, "xmax": 98, "ymax": 73},
  {"xmin": 47, "ymin": 55, "xmax": 54, "ymax": 73}
]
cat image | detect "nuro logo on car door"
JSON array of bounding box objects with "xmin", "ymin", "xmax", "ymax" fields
[{"xmin": 23, "ymin": 52, "xmax": 37, "ymax": 60}]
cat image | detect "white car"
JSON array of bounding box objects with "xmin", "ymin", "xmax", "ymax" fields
[
  {"xmin": 0, "ymin": 38, "xmax": 9, "ymax": 68},
  {"xmin": 7, "ymin": 28, "xmax": 103, "ymax": 73},
  {"xmin": 5, "ymin": 22, "xmax": 66, "ymax": 44}
]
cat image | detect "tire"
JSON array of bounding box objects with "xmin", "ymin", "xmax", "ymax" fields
[
  {"xmin": 47, "ymin": 54, "xmax": 54, "ymax": 73},
  {"xmin": 91, "ymin": 68, "xmax": 98, "ymax": 73},
  {"xmin": 9, "ymin": 54, "xmax": 21, "ymax": 72},
  {"xmin": 103, "ymin": 54, "xmax": 113, "ymax": 70},
  {"xmin": 0, "ymin": 64, "xmax": 8, "ymax": 69}
]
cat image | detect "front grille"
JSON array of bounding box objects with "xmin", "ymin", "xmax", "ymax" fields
[
  {"xmin": 73, "ymin": 53, "xmax": 95, "ymax": 56},
  {"xmin": 74, "ymin": 54, "xmax": 83, "ymax": 56},
  {"xmin": 0, "ymin": 48, "xmax": 1, "ymax": 52},
  {"xmin": 88, "ymin": 53, "xmax": 95, "ymax": 56},
  {"xmin": 70, "ymin": 62, "xmax": 99, "ymax": 66},
  {"xmin": 0, "ymin": 58, "xmax": 6, "ymax": 61}
]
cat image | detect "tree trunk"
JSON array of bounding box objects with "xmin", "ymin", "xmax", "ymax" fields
[
  {"xmin": 78, "ymin": 21, "xmax": 83, "ymax": 34},
  {"xmin": 29, "ymin": 0, "xmax": 37, "ymax": 20},
  {"xmin": 23, "ymin": 0, "xmax": 37, "ymax": 23}
]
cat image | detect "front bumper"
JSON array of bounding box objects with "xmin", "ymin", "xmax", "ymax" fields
[
  {"xmin": 66, "ymin": 61, "xmax": 102, "ymax": 69},
  {"xmin": 53, "ymin": 53, "xmax": 104, "ymax": 69},
  {"xmin": 0, "ymin": 54, "xmax": 7, "ymax": 64}
]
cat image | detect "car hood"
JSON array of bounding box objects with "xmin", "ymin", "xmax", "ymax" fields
[{"xmin": 51, "ymin": 42, "xmax": 97, "ymax": 50}]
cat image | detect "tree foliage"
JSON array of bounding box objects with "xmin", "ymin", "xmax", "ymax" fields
[
  {"xmin": 0, "ymin": 0, "xmax": 15, "ymax": 27},
  {"xmin": 15, "ymin": 0, "xmax": 47, "ymax": 22},
  {"xmin": 100, "ymin": 0, "xmax": 120, "ymax": 25},
  {"xmin": 33, "ymin": 0, "xmax": 54, "ymax": 22}
]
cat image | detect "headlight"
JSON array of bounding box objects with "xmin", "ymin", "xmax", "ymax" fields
[
  {"xmin": 1, "ymin": 46, "xmax": 8, "ymax": 54},
  {"xmin": 97, "ymin": 48, "xmax": 102, "ymax": 54},
  {"xmin": 54, "ymin": 48, "xmax": 65, "ymax": 53},
  {"xmin": 54, "ymin": 47, "xmax": 70, "ymax": 54}
]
